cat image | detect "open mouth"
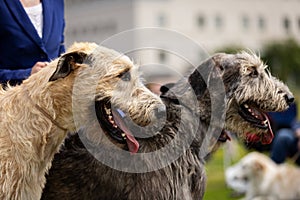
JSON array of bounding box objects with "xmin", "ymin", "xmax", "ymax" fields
[
  {"xmin": 95, "ymin": 99, "xmax": 139, "ymax": 153},
  {"xmin": 238, "ymin": 102, "xmax": 274, "ymax": 144}
]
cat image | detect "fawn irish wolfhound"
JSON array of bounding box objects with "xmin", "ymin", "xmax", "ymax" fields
[
  {"xmin": 0, "ymin": 42, "xmax": 164, "ymax": 200},
  {"xmin": 42, "ymin": 52, "xmax": 294, "ymax": 200}
]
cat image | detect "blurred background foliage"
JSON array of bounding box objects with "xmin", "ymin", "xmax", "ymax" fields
[
  {"xmin": 216, "ymin": 38, "xmax": 300, "ymax": 88},
  {"xmin": 262, "ymin": 39, "xmax": 300, "ymax": 86}
]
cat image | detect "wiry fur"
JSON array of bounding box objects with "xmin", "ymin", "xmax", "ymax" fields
[
  {"xmin": 222, "ymin": 52, "xmax": 293, "ymax": 139},
  {"xmin": 42, "ymin": 52, "xmax": 293, "ymax": 200},
  {"xmin": 0, "ymin": 42, "xmax": 163, "ymax": 200}
]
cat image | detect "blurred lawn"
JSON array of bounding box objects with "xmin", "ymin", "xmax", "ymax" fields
[{"xmin": 203, "ymin": 141, "xmax": 248, "ymax": 200}]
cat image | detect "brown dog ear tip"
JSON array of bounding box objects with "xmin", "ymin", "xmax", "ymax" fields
[
  {"xmin": 49, "ymin": 51, "xmax": 88, "ymax": 82},
  {"xmin": 160, "ymin": 83, "xmax": 175, "ymax": 93}
]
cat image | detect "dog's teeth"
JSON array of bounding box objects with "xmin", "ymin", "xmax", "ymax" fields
[
  {"xmin": 244, "ymin": 104, "xmax": 249, "ymax": 108},
  {"xmin": 114, "ymin": 125, "xmax": 118, "ymax": 128},
  {"xmin": 121, "ymin": 133, "xmax": 126, "ymax": 138},
  {"xmin": 105, "ymin": 107, "xmax": 111, "ymax": 115},
  {"xmin": 248, "ymin": 108, "xmax": 252, "ymax": 113}
]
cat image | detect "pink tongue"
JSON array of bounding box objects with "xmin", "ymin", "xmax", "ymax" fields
[
  {"xmin": 112, "ymin": 109, "xmax": 140, "ymax": 153},
  {"xmin": 124, "ymin": 134, "xmax": 140, "ymax": 154}
]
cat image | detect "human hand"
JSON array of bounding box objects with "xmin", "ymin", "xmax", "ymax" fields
[
  {"xmin": 31, "ymin": 62, "xmax": 49, "ymax": 75},
  {"xmin": 295, "ymin": 128, "xmax": 300, "ymax": 138}
]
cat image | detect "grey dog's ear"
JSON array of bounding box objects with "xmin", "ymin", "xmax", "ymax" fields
[
  {"xmin": 211, "ymin": 53, "xmax": 228, "ymax": 75},
  {"xmin": 49, "ymin": 51, "xmax": 87, "ymax": 81},
  {"xmin": 188, "ymin": 58, "xmax": 215, "ymax": 98}
]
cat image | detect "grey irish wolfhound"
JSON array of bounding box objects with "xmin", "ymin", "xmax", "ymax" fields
[
  {"xmin": 0, "ymin": 42, "xmax": 163, "ymax": 200},
  {"xmin": 42, "ymin": 52, "xmax": 294, "ymax": 200}
]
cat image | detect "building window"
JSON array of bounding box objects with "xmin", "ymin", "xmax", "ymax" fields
[
  {"xmin": 197, "ymin": 15, "xmax": 206, "ymax": 28},
  {"xmin": 157, "ymin": 13, "xmax": 167, "ymax": 27},
  {"xmin": 82, "ymin": 27, "xmax": 87, "ymax": 35},
  {"xmin": 258, "ymin": 16, "xmax": 266, "ymax": 31},
  {"xmin": 158, "ymin": 51, "xmax": 167, "ymax": 63},
  {"xmin": 71, "ymin": 28, "xmax": 77, "ymax": 36},
  {"xmin": 215, "ymin": 15, "xmax": 223, "ymax": 30},
  {"xmin": 92, "ymin": 25, "xmax": 98, "ymax": 34},
  {"xmin": 283, "ymin": 17, "xmax": 290, "ymax": 32},
  {"xmin": 242, "ymin": 15, "xmax": 250, "ymax": 30}
]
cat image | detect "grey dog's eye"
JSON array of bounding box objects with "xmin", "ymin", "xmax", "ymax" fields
[
  {"xmin": 249, "ymin": 66, "xmax": 259, "ymax": 78},
  {"xmin": 120, "ymin": 71, "xmax": 131, "ymax": 81}
]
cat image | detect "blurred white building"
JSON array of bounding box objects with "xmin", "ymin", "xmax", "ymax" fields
[{"xmin": 65, "ymin": 0, "xmax": 300, "ymax": 79}]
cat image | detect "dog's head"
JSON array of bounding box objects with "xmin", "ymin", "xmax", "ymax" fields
[
  {"xmin": 190, "ymin": 51, "xmax": 294, "ymax": 144},
  {"xmin": 225, "ymin": 152, "xmax": 275, "ymax": 194},
  {"xmin": 47, "ymin": 42, "xmax": 165, "ymax": 153}
]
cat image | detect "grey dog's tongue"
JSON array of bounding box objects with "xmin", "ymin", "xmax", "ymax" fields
[
  {"xmin": 112, "ymin": 109, "xmax": 140, "ymax": 153},
  {"xmin": 246, "ymin": 113, "xmax": 274, "ymax": 144}
]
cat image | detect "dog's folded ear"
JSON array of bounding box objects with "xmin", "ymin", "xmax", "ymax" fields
[
  {"xmin": 160, "ymin": 83, "xmax": 180, "ymax": 104},
  {"xmin": 160, "ymin": 83, "xmax": 175, "ymax": 94},
  {"xmin": 49, "ymin": 51, "xmax": 87, "ymax": 82},
  {"xmin": 253, "ymin": 160, "xmax": 265, "ymax": 172},
  {"xmin": 188, "ymin": 58, "xmax": 215, "ymax": 99}
]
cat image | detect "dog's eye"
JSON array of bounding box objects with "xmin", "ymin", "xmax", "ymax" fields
[
  {"xmin": 249, "ymin": 67, "xmax": 259, "ymax": 78},
  {"xmin": 120, "ymin": 71, "xmax": 131, "ymax": 81},
  {"xmin": 242, "ymin": 176, "xmax": 249, "ymax": 182}
]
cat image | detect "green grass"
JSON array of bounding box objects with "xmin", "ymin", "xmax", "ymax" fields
[{"xmin": 203, "ymin": 142, "xmax": 248, "ymax": 200}]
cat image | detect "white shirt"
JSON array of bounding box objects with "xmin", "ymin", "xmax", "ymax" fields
[{"xmin": 23, "ymin": 3, "xmax": 43, "ymax": 38}]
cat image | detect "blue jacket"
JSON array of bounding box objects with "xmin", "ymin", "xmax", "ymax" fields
[
  {"xmin": 0, "ymin": 0, "xmax": 65, "ymax": 85},
  {"xmin": 268, "ymin": 102, "xmax": 300, "ymax": 132}
]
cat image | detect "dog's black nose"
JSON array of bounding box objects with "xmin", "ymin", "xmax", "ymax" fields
[
  {"xmin": 284, "ymin": 93, "xmax": 295, "ymax": 105},
  {"xmin": 155, "ymin": 105, "xmax": 166, "ymax": 118}
]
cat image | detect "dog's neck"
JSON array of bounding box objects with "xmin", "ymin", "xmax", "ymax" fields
[
  {"xmin": 0, "ymin": 83, "xmax": 70, "ymax": 199},
  {"xmin": 161, "ymin": 76, "xmax": 213, "ymax": 124},
  {"xmin": 157, "ymin": 69, "xmax": 226, "ymax": 156},
  {"xmin": 24, "ymin": 86, "xmax": 68, "ymax": 132}
]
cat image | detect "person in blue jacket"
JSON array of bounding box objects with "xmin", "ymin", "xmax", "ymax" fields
[
  {"xmin": 269, "ymin": 102, "xmax": 300, "ymax": 165},
  {"xmin": 0, "ymin": 0, "xmax": 65, "ymax": 86}
]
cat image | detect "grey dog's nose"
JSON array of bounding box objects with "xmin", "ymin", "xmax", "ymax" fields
[
  {"xmin": 155, "ymin": 105, "xmax": 166, "ymax": 118},
  {"xmin": 284, "ymin": 93, "xmax": 295, "ymax": 106}
]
